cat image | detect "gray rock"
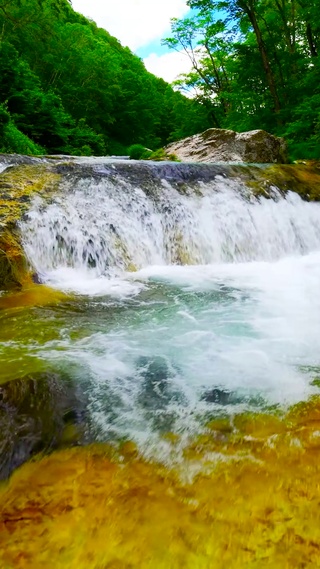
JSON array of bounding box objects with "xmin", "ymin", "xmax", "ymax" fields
[
  {"xmin": 165, "ymin": 128, "xmax": 288, "ymax": 164},
  {"xmin": 0, "ymin": 372, "xmax": 88, "ymax": 479}
]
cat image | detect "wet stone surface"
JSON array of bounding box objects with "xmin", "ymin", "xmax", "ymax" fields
[{"xmin": 0, "ymin": 372, "xmax": 88, "ymax": 479}]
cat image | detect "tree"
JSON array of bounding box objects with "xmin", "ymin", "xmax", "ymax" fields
[
  {"xmin": 0, "ymin": 0, "xmax": 211, "ymax": 155},
  {"xmin": 163, "ymin": 0, "xmax": 320, "ymax": 157}
]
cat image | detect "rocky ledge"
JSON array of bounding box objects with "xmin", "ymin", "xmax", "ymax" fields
[{"xmin": 0, "ymin": 155, "xmax": 320, "ymax": 292}]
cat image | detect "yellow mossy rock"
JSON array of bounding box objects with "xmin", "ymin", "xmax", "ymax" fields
[
  {"xmin": 0, "ymin": 229, "xmax": 31, "ymax": 289},
  {"xmin": 0, "ymin": 164, "xmax": 60, "ymax": 225},
  {"xmin": 263, "ymin": 163, "xmax": 320, "ymax": 201},
  {"xmin": 126, "ymin": 262, "xmax": 138, "ymax": 272},
  {"xmin": 0, "ymin": 164, "xmax": 60, "ymax": 290},
  {"xmin": 1, "ymin": 398, "xmax": 320, "ymax": 568},
  {"xmin": 0, "ymin": 284, "xmax": 70, "ymax": 310},
  {"xmin": 240, "ymin": 162, "xmax": 320, "ymax": 201}
]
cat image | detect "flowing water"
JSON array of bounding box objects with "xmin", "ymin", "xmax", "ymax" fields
[{"xmin": 2, "ymin": 160, "xmax": 320, "ymax": 459}]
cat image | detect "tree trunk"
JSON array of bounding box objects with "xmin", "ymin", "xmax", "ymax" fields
[
  {"xmin": 241, "ymin": 0, "xmax": 281, "ymax": 113},
  {"xmin": 306, "ymin": 23, "xmax": 318, "ymax": 57}
]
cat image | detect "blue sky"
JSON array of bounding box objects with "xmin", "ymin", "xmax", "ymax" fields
[
  {"xmin": 136, "ymin": 40, "xmax": 172, "ymax": 60},
  {"xmin": 71, "ymin": 0, "xmax": 194, "ymax": 82}
]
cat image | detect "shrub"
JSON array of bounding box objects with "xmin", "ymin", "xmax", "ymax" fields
[
  {"xmin": 148, "ymin": 148, "xmax": 180, "ymax": 162},
  {"xmin": 1, "ymin": 121, "xmax": 44, "ymax": 155},
  {"xmin": 0, "ymin": 104, "xmax": 10, "ymax": 134},
  {"xmin": 288, "ymin": 142, "xmax": 320, "ymax": 161},
  {"xmin": 128, "ymin": 144, "xmax": 152, "ymax": 160}
]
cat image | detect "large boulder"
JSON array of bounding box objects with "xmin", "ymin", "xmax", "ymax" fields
[{"xmin": 165, "ymin": 128, "xmax": 288, "ymax": 164}]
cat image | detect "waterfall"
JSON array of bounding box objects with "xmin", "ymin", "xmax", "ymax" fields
[
  {"xmin": 6, "ymin": 159, "xmax": 320, "ymax": 450},
  {"xmin": 20, "ymin": 162, "xmax": 320, "ymax": 279}
]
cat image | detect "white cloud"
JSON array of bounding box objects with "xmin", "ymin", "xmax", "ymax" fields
[
  {"xmin": 143, "ymin": 51, "xmax": 193, "ymax": 83},
  {"xmin": 71, "ymin": 0, "xmax": 189, "ymax": 51}
]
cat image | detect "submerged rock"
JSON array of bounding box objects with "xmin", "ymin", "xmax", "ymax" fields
[
  {"xmin": 201, "ymin": 387, "xmax": 264, "ymax": 408},
  {"xmin": 0, "ymin": 372, "xmax": 87, "ymax": 479},
  {"xmin": 165, "ymin": 128, "xmax": 288, "ymax": 164},
  {"xmin": 1, "ymin": 397, "xmax": 320, "ymax": 568},
  {"xmin": 137, "ymin": 356, "xmax": 177, "ymax": 410},
  {"xmin": 201, "ymin": 387, "xmax": 235, "ymax": 405},
  {"xmin": 136, "ymin": 356, "xmax": 185, "ymax": 433}
]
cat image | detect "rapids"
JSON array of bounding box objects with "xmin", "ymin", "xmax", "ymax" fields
[{"xmin": 2, "ymin": 158, "xmax": 320, "ymax": 457}]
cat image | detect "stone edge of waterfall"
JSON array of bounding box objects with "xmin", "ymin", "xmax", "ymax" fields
[
  {"xmin": 1, "ymin": 152, "xmax": 320, "ymax": 202},
  {"xmin": 49, "ymin": 159, "xmax": 320, "ymax": 202}
]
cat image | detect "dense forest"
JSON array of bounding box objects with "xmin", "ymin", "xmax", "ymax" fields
[
  {"xmin": 0, "ymin": 0, "xmax": 212, "ymax": 156},
  {"xmin": 1, "ymin": 0, "xmax": 319, "ymax": 158},
  {"xmin": 164, "ymin": 0, "xmax": 320, "ymax": 158}
]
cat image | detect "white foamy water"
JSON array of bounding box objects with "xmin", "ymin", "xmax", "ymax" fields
[
  {"xmin": 44, "ymin": 267, "xmax": 146, "ymax": 297},
  {"xmin": 0, "ymin": 163, "xmax": 10, "ymax": 175},
  {"xmin": 20, "ymin": 176, "xmax": 320, "ymax": 276},
  {"xmin": 16, "ymin": 170, "xmax": 320, "ymax": 449}
]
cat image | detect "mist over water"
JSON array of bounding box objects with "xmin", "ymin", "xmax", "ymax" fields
[{"xmin": 16, "ymin": 168, "xmax": 320, "ymax": 452}]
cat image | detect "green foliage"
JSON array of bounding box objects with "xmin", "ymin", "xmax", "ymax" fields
[
  {"xmin": 128, "ymin": 144, "xmax": 180, "ymax": 161},
  {"xmin": 0, "ymin": 0, "xmax": 211, "ymax": 156},
  {"xmin": 65, "ymin": 119, "xmax": 106, "ymax": 156},
  {"xmin": 148, "ymin": 148, "xmax": 180, "ymax": 161},
  {"xmin": 311, "ymin": 377, "xmax": 320, "ymax": 388},
  {"xmin": 3, "ymin": 0, "xmax": 320, "ymax": 160},
  {"xmin": 108, "ymin": 140, "xmax": 129, "ymax": 156},
  {"xmin": 163, "ymin": 0, "xmax": 320, "ymax": 159},
  {"xmin": 128, "ymin": 144, "xmax": 152, "ymax": 160},
  {"xmin": 0, "ymin": 104, "xmax": 10, "ymax": 134},
  {"xmin": 0, "ymin": 120, "xmax": 44, "ymax": 155},
  {"xmin": 288, "ymin": 143, "xmax": 320, "ymax": 162}
]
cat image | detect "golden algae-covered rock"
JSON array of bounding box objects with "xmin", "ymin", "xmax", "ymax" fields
[
  {"xmin": 0, "ymin": 284, "xmax": 69, "ymax": 310},
  {"xmin": 0, "ymin": 164, "xmax": 60, "ymax": 290},
  {"xmin": 0, "ymin": 228, "xmax": 29, "ymax": 289},
  {"xmin": 239, "ymin": 161, "xmax": 320, "ymax": 200},
  {"xmin": 1, "ymin": 397, "xmax": 320, "ymax": 568}
]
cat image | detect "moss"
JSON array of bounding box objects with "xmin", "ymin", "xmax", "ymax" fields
[
  {"xmin": 0, "ymin": 284, "xmax": 70, "ymax": 310},
  {"xmin": 128, "ymin": 145, "xmax": 180, "ymax": 162},
  {"xmin": 311, "ymin": 377, "xmax": 320, "ymax": 389},
  {"xmin": 126, "ymin": 263, "xmax": 137, "ymax": 272},
  {"xmin": 0, "ymin": 228, "xmax": 31, "ymax": 289},
  {"xmin": 170, "ymin": 232, "xmax": 195, "ymax": 265},
  {"xmin": 0, "ymin": 165, "xmax": 61, "ymax": 290},
  {"xmin": 112, "ymin": 235, "xmax": 138, "ymax": 271},
  {"xmin": 148, "ymin": 148, "xmax": 180, "ymax": 162},
  {"xmin": 0, "ymin": 164, "xmax": 60, "ymax": 224},
  {"xmin": 234, "ymin": 162, "xmax": 320, "ymax": 201},
  {"xmin": 1, "ymin": 397, "xmax": 320, "ymax": 567}
]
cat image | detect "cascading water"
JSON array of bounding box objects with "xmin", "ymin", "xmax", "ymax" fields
[
  {"xmin": 21, "ymin": 172, "xmax": 320, "ymax": 275},
  {"xmin": 5, "ymin": 160, "xmax": 320, "ymax": 455}
]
